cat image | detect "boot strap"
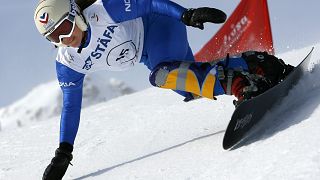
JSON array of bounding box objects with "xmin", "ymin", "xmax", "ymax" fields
[
  {"xmin": 217, "ymin": 65, "xmax": 235, "ymax": 95},
  {"xmin": 226, "ymin": 69, "xmax": 234, "ymax": 95}
]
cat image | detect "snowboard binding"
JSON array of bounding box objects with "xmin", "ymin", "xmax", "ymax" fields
[
  {"xmin": 232, "ymin": 71, "xmax": 274, "ymax": 107},
  {"xmin": 242, "ymin": 51, "xmax": 294, "ymax": 86},
  {"xmin": 219, "ymin": 51, "xmax": 294, "ymax": 107}
]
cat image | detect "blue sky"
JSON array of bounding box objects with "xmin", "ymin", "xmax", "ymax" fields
[{"xmin": 0, "ymin": 0, "xmax": 319, "ymax": 107}]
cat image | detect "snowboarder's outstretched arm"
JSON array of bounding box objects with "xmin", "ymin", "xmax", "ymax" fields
[
  {"xmin": 149, "ymin": 52, "xmax": 294, "ymax": 103},
  {"xmin": 42, "ymin": 62, "xmax": 85, "ymax": 179},
  {"xmin": 56, "ymin": 62, "xmax": 85, "ymax": 145},
  {"xmin": 102, "ymin": 0, "xmax": 226, "ymax": 29}
]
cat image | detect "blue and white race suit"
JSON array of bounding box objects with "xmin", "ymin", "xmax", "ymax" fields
[{"xmin": 56, "ymin": 0, "xmax": 196, "ymax": 145}]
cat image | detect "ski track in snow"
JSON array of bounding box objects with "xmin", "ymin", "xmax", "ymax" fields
[{"xmin": 1, "ymin": 45, "xmax": 320, "ymax": 179}]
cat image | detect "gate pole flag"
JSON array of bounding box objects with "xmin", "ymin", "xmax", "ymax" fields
[{"xmin": 195, "ymin": 0, "xmax": 274, "ymax": 62}]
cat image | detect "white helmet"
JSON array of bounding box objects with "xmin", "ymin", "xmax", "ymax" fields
[{"xmin": 34, "ymin": 0, "xmax": 88, "ymax": 46}]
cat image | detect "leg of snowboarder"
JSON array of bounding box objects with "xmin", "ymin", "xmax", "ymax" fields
[
  {"xmin": 150, "ymin": 51, "xmax": 294, "ymax": 105},
  {"xmin": 223, "ymin": 48, "xmax": 313, "ymax": 150},
  {"xmin": 229, "ymin": 51, "xmax": 294, "ymax": 105}
]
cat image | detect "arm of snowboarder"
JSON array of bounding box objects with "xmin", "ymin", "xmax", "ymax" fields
[
  {"xmin": 102, "ymin": 0, "xmax": 186, "ymax": 22},
  {"xmin": 42, "ymin": 62, "xmax": 85, "ymax": 180},
  {"xmin": 56, "ymin": 61, "xmax": 85, "ymax": 145},
  {"xmin": 102, "ymin": 0, "xmax": 226, "ymax": 29}
]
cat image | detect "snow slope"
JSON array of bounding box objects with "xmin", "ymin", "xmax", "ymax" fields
[
  {"xmin": 0, "ymin": 74, "xmax": 134, "ymax": 131},
  {"xmin": 0, "ymin": 45, "xmax": 320, "ymax": 179}
]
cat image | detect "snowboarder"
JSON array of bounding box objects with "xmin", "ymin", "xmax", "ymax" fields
[{"xmin": 33, "ymin": 0, "xmax": 293, "ymax": 179}]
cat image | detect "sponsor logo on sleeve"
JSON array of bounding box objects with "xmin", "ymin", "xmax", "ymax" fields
[
  {"xmin": 59, "ymin": 82, "xmax": 76, "ymax": 87},
  {"xmin": 124, "ymin": 0, "xmax": 131, "ymax": 12}
]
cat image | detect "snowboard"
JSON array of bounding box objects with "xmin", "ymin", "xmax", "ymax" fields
[{"xmin": 223, "ymin": 48, "xmax": 314, "ymax": 150}]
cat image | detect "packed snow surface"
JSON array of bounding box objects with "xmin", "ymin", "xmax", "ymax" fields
[
  {"xmin": 0, "ymin": 45, "xmax": 320, "ymax": 179},
  {"xmin": 0, "ymin": 75, "xmax": 134, "ymax": 130}
]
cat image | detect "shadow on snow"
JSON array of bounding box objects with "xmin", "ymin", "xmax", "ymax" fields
[{"xmin": 74, "ymin": 130, "xmax": 225, "ymax": 180}]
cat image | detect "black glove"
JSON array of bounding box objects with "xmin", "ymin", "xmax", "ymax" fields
[
  {"xmin": 42, "ymin": 143, "xmax": 73, "ymax": 180},
  {"xmin": 181, "ymin": 7, "xmax": 227, "ymax": 30}
]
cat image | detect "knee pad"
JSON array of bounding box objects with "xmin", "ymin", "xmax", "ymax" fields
[{"xmin": 149, "ymin": 61, "xmax": 225, "ymax": 99}]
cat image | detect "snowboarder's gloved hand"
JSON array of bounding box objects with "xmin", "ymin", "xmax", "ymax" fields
[
  {"xmin": 42, "ymin": 142, "xmax": 73, "ymax": 180},
  {"xmin": 181, "ymin": 7, "xmax": 227, "ymax": 30}
]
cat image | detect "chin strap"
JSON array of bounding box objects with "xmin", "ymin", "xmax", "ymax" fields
[{"xmin": 77, "ymin": 31, "xmax": 87, "ymax": 53}]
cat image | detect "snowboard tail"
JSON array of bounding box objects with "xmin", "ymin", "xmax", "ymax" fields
[{"xmin": 223, "ymin": 48, "xmax": 314, "ymax": 150}]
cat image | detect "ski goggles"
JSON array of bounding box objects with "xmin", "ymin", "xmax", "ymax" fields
[{"xmin": 43, "ymin": 13, "xmax": 76, "ymax": 44}]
